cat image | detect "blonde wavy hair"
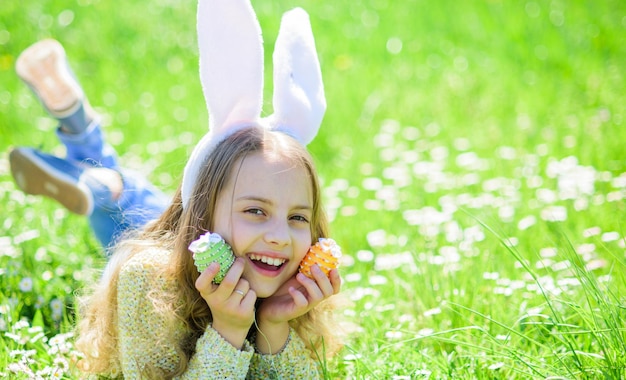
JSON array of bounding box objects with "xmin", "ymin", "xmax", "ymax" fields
[{"xmin": 75, "ymin": 127, "xmax": 342, "ymax": 378}]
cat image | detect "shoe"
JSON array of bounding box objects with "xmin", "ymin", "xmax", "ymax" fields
[
  {"xmin": 9, "ymin": 147, "xmax": 94, "ymax": 215},
  {"xmin": 15, "ymin": 39, "xmax": 84, "ymax": 119}
]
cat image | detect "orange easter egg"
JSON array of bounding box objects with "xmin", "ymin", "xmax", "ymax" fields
[{"xmin": 299, "ymin": 238, "xmax": 342, "ymax": 278}]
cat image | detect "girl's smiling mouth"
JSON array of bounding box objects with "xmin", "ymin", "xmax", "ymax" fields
[{"xmin": 248, "ymin": 254, "xmax": 287, "ymax": 273}]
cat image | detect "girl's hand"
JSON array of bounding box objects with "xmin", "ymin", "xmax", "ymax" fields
[
  {"xmin": 253, "ymin": 265, "xmax": 340, "ymax": 354},
  {"xmin": 257, "ymin": 264, "xmax": 341, "ymax": 325},
  {"xmin": 195, "ymin": 258, "xmax": 257, "ymax": 349}
]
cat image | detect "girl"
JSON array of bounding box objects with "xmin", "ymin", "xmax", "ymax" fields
[
  {"xmin": 76, "ymin": 0, "xmax": 342, "ymax": 377},
  {"xmin": 76, "ymin": 127, "xmax": 342, "ymax": 378}
]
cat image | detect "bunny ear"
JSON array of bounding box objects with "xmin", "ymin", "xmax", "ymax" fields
[
  {"xmin": 267, "ymin": 8, "xmax": 326, "ymax": 145},
  {"xmin": 197, "ymin": 0, "xmax": 264, "ymax": 132},
  {"xmin": 182, "ymin": 0, "xmax": 265, "ymax": 209}
]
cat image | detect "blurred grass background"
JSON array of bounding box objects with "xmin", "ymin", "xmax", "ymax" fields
[{"xmin": 1, "ymin": 0, "xmax": 626, "ymax": 378}]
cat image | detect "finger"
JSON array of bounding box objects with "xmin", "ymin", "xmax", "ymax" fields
[
  {"xmin": 233, "ymin": 278, "xmax": 250, "ymax": 297},
  {"xmin": 311, "ymin": 264, "xmax": 334, "ymax": 296},
  {"xmin": 195, "ymin": 262, "xmax": 220, "ymax": 293},
  {"xmin": 328, "ymin": 268, "xmax": 342, "ymax": 294},
  {"xmin": 240, "ymin": 289, "xmax": 257, "ymax": 308},
  {"xmin": 296, "ymin": 272, "xmax": 324, "ymax": 302},
  {"xmin": 288, "ymin": 286, "xmax": 310, "ymax": 308},
  {"xmin": 217, "ymin": 258, "xmax": 245, "ymax": 294}
]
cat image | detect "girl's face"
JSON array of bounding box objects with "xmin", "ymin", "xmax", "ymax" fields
[{"xmin": 213, "ymin": 151, "xmax": 313, "ymax": 298}]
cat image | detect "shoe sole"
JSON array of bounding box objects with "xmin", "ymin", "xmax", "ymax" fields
[
  {"xmin": 9, "ymin": 148, "xmax": 93, "ymax": 215},
  {"xmin": 15, "ymin": 39, "xmax": 82, "ymax": 118}
]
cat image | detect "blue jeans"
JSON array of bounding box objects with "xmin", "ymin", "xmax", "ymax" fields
[{"xmin": 57, "ymin": 121, "xmax": 169, "ymax": 249}]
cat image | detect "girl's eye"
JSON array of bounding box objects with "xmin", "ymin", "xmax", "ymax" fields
[
  {"xmin": 291, "ymin": 215, "xmax": 310, "ymax": 223},
  {"xmin": 245, "ymin": 208, "xmax": 265, "ymax": 216}
]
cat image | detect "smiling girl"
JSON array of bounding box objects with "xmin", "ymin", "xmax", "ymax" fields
[
  {"xmin": 76, "ymin": 128, "xmax": 341, "ymax": 378},
  {"xmin": 75, "ymin": 0, "xmax": 343, "ymax": 378}
]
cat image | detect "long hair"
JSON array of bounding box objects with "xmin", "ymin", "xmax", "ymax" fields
[{"xmin": 75, "ymin": 127, "xmax": 341, "ymax": 378}]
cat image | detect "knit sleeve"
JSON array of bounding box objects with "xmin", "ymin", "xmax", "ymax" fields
[
  {"xmin": 179, "ymin": 327, "xmax": 254, "ymax": 379},
  {"xmin": 117, "ymin": 251, "xmax": 181, "ymax": 378},
  {"xmin": 117, "ymin": 249, "xmax": 255, "ymax": 379},
  {"xmin": 247, "ymin": 328, "xmax": 323, "ymax": 379}
]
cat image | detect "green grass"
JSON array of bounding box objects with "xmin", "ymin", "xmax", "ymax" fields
[{"xmin": 1, "ymin": 0, "xmax": 625, "ymax": 378}]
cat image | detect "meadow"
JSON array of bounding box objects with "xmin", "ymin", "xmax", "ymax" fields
[{"xmin": 1, "ymin": 0, "xmax": 625, "ymax": 378}]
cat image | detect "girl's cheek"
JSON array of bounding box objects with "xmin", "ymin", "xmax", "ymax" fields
[{"xmin": 294, "ymin": 250, "xmax": 308, "ymax": 270}]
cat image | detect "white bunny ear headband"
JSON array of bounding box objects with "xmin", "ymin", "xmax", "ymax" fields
[{"xmin": 181, "ymin": 0, "xmax": 326, "ymax": 209}]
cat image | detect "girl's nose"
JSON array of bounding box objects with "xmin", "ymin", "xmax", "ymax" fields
[{"xmin": 263, "ymin": 219, "xmax": 290, "ymax": 247}]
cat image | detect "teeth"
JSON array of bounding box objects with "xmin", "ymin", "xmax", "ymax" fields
[{"xmin": 250, "ymin": 254, "xmax": 286, "ymax": 266}]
